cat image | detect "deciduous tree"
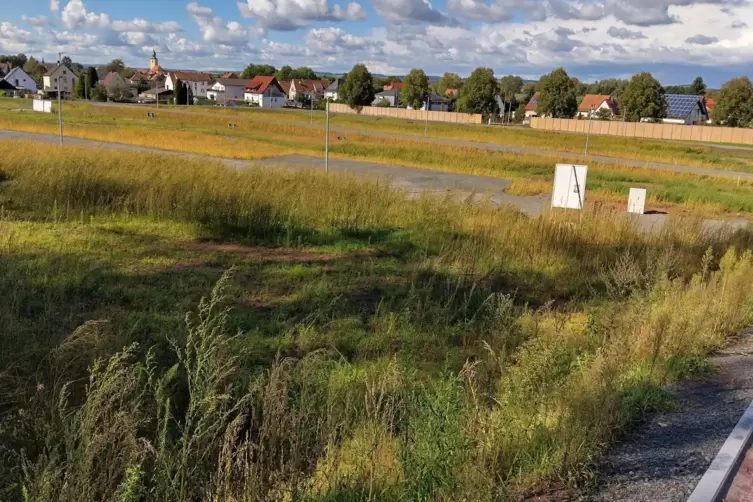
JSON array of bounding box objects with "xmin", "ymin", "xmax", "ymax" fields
[
  {"xmin": 499, "ymin": 75, "xmax": 524, "ymax": 97},
  {"xmin": 401, "ymin": 68, "xmax": 430, "ymax": 109},
  {"xmin": 457, "ymin": 67, "xmax": 499, "ymax": 119},
  {"xmin": 436, "ymin": 72, "xmax": 462, "ymax": 96},
  {"xmin": 712, "ymin": 77, "xmax": 753, "ymax": 127},
  {"xmin": 620, "ymin": 72, "xmax": 667, "ymax": 122},
  {"xmin": 342, "ymin": 64, "xmax": 375, "ymax": 112},
  {"xmin": 240, "ymin": 64, "xmax": 276, "ymax": 79},
  {"xmin": 106, "ymin": 59, "xmax": 125, "ymax": 73},
  {"xmin": 536, "ymin": 68, "xmax": 577, "ymax": 118}
]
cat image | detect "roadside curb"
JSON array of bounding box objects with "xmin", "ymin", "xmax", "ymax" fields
[{"xmin": 687, "ymin": 399, "xmax": 753, "ymax": 501}]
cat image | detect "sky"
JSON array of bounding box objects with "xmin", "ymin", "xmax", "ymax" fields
[{"xmin": 0, "ymin": 0, "xmax": 751, "ymax": 86}]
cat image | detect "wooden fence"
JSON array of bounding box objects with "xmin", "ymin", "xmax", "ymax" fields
[
  {"xmin": 328, "ymin": 103, "xmax": 482, "ymax": 124},
  {"xmin": 530, "ymin": 117, "xmax": 753, "ymax": 145}
]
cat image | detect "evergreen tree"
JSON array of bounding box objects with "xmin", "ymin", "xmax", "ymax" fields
[{"xmin": 691, "ymin": 76, "xmax": 706, "ymax": 96}]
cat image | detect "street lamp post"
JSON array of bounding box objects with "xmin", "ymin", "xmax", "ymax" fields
[
  {"xmin": 584, "ymin": 105, "xmax": 594, "ymax": 155},
  {"xmin": 57, "ymin": 52, "xmax": 64, "ymax": 146},
  {"xmin": 324, "ymin": 99, "xmax": 330, "ymax": 172}
]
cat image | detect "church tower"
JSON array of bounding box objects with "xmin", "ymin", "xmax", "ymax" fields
[{"xmin": 150, "ymin": 49, "xmax": 158, "ymax": 71}]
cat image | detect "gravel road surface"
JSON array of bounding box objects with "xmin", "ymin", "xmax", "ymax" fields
[{"xmin": 587, "ymin": 329, "xmax": 753, "ymax": 502}]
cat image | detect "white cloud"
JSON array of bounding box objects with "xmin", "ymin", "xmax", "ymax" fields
[
  {"xmin": 22, "ymin": 15, "xmax": 51, "ymax": 27},
  {"xmin": 111, "ymin": 19, "xmax": 182, "ymax": 33},
  {"xmin": 607, "ymin": 25, "xmax": 647, "ymax": 38},
  {"xmin": 370, "ymin": 0, "xmax": 456, "ymax": 24},
  {"xmin": 686, "ymin": 33, "xmax": 718, "ymax": 44},
  {"xmin": 50, "ymin": 0, "xmax": 60, "ymax": 13},
  {"xmin": 61, "ymin": 0, "xmax": 111, "ymax": 29},
  {"xmin": 237, "ymin": 0, "xmax": 366, "ymax": 30},
  {"xmin": 187, "ymin": 2, "xmax": 263, "ymax": 45}
]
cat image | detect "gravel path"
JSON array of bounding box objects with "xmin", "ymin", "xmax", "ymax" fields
[
  {"xmin": 89, "ymin": 102, "xmax": 753, "ymax": 182},
  {"xmin": 1, "ymin": 130, "xmax": 749, "ymax": 234},
  {"xmin": 587, "ymin": 329, "xmax": 753, "ymax": 502}
]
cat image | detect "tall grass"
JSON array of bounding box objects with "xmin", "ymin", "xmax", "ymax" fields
[
  {"xmin": 2, "ymin": 141, "xmax": 753, "ymax": 500},
  {"xmin": 4, "ymin": 108, "xmax": 753, "ymax": 216}
]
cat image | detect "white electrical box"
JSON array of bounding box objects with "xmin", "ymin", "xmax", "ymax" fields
[
  {"xmin": 32, "ymin": 99, "xmax": 52, "ymax": 113},
  {"xmin": 552, "ymin": 164, "xmax": 588, "ymax": 210},
  {"xmin": 628, "ymin": 188, "xmax": 647, "ymax": 214}
]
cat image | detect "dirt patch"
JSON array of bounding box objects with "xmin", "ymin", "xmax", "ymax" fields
[{"xmin": 180, "ymin": 241, "xmax": 373, "ymax": 263}]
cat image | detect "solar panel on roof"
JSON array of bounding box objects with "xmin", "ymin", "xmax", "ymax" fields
[{"xmin": 665, "ymin": 94, "xmax": 702, "ymax": 119}]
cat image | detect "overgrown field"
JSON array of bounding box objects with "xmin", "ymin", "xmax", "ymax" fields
[
  {"xmin": 170, "ymin": 102, "xmax": 753, "ymax": 170},
  {"xmin": 2, "ymin": 141, "xmax": 753, "ymax": 501},
  {"xmin": 2, "ymin": 101, "xmax": 753, "ymax": 216}
]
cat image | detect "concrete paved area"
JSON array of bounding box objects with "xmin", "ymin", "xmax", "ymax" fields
[{"xmin": 0, "ymin": 129, "xmax": 749, "ymax": 234}]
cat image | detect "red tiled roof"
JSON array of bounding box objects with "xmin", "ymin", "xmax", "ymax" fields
[
  {"xmin": 245, "ymin": 75, "xmax": 283, "ymax": 94},
  {"xmin": 524, "ymin": 92, "xmax": 540, "ymax": 111},
  {"xmin": 292, "ymin": 79, "xmax": 328, "ymax": 94},
  {"xmin": 222, "ymin": 72, "xmax": 237, "ymax": 79},
  {"xmin": 101, "ymin": 72, "xmax": 120, "ymax": 88},
  {"xmin": 705, "ymin": 98, "xmax": 716, "ymax": 114},
  {"xmin": 169, "ymin": 71, "xmax": 213, "ymax": 82},
  {"xmin": 578, "ymin": 94, "xmax": 618, "ymax": 113},
  {"xmin": 279, "ymin": 81, "xmax": 291, "ymax": 95},
  {"xmin": 445, "ymin": 89, "xmax": 458, "ymax": 96},
  {"xmin": 0, "ymin": 62, "xmax": 12, "ymax": 74},
  {"xmin": 384, "ymin": 82, "xmax": 403, "ymax": 91}
]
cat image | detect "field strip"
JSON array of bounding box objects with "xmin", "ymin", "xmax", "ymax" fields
[
  {"xmin": 1, "ymin": 129, "xmax": 749, "ymax": 234},
  {"xmin": 92, "ymin": 102, "xmax": 753, "ymax": 181}
]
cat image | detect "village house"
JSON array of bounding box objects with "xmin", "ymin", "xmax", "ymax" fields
[
  {"xmin": 577, "ymin": 94, "xmax": 619, "ymax": 118},
  {"xmin": 407, "ymin": 93, "xmax": 451, "ymax": 111},
  {"xmin": 324, "ymin": 79, "xmax": 342, "ymax": 101},
  {"xmin": 42, "ymin": 63, "xmax": 78, "ymax": 98},
  {"xmin": 164, "ymin": 71, "xmax": 214, "ymax": 98},
  {"xmin": 207, "ymin": 78, "xmax": 254, "ymax": 102},
  {"xmin": 101, "ymin": 71, "xmax": 136, "ymax": 100},
  {"xmin": 3, "ymin": 67, "xmax": 37, "ymax": 93},
  {"xmin": 372, "ymin": 88, "xmax": 401, "ymax": 107},
  {"xmin": 244, "ymin": 76, "xmax": 285, "ymax": 108},
  {"xmin": 288, "ymin": 79, "xmax": 329, "ymax": 101},
  {"xmin": 658, "ymin": 94, "xmax": 709, "ymax": 125},
  {"xmin": 524, "ymin": 92, "xmax": 540, "ymax": 118}
]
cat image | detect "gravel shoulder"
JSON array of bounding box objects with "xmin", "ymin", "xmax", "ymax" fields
[{"xmin": 586, "ymin": 328, "xmax": 753, "ymax": 502}]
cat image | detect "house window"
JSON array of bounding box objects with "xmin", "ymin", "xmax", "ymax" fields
[
  {"xmin": 15, "ymin": 79, "xmax": 18, "ymax": 86},
  {"xmin": 63, "ymin": 70, "xmax": 66, "ymax": 75}
]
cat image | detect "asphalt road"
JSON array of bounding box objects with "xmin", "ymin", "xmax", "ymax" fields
[
  {"xmin": 0, "ymin": 129, "xmax": 749, "ymax": 233},
  {"xmin": 90, "ymin": 101, "xmax": 753, "ymax": 182}
]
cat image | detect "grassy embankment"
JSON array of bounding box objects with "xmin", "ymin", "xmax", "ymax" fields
[
  {"xmin": 2, "ymin": 102, "xmax": 753, "ymax": 215},
  {"xmin": 2, "ymin": 140, "xmax": 753, "ymax": 501}
]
